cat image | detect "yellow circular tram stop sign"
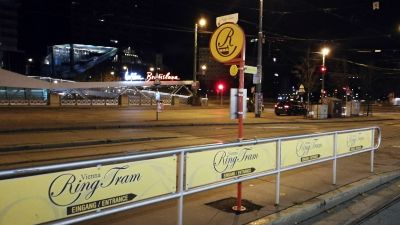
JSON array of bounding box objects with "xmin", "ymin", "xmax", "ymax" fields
[
  {"xmin": 229, "ymin": 65, "xmax": 238, "ymax": 76},
  {"xmin": 210, "ymin": 23, "xmax": 245, "ymax": 63}
]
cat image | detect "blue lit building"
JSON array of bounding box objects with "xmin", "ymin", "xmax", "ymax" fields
[{"xmin": 42, "ymin": 44, "xmax": 147, "ymax": 81}]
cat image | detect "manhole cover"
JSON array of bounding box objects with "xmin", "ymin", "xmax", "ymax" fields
[{"xmin": 206, "ymin": 197, "xmax": 262, "ymax": 214}]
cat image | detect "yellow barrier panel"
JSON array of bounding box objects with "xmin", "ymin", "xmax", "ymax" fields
[
  {"xmin": 186, "ymin": 142, "xmax": 276, "ymax": 189},
  {"xmin": 281, "ymin": 135, "xmax": 334, "ymax": 168},
  {"xmin": 0, "ymin": 156, "xmax": 176, "ymax": 225},
  {"xmin": 337, "ymin": 130, "xmax": 373, "ymax": 155}
]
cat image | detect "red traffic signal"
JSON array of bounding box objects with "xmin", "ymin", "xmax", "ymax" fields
[
  {"xmin": 320, "ymin": 66, "xmax": 327, "ymax": 73},
  {"xmin": 217, "ymin": 83, "xmax": 224, "ymax": 91}
]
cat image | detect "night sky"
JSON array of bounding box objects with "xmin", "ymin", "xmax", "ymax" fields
[{"xmin": 14, "ymin": 0, "xmax": 400, "ymax": 96}]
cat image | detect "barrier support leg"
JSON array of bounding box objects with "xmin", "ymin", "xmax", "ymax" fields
[
  {"xmin": 332, "ymin": 132, "xmax": 338, "ymax": 185},
  {"xmin": 177, "ymin": 152, "xmax": 184, "ymax": 225},
  {"xmin": 332, "ymin": 158, "xmax": 337, "ymax": 185},
  {"xmin": 370, "ymin": 150, "xmax": 374, "ymax": 173},
  {"xmin": 275, "ymin": 172, "xmax": 280, "ymax": 206}
]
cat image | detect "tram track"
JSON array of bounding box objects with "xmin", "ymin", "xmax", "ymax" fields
[
  {"xmin": 0, "ymin": 118, "xmax": 397, "ymax": 170},
  {"xmin": 350, "ymin": 193, "xmax": 400, "ymax": 225},
  {"xmin": 0, "ymin": 136, "xmax": 177, "ymax": 153}
]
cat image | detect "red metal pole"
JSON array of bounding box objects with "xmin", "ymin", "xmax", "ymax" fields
[
  {"xmin": 235, "ymin": 42, "xmax": 246, "ymax": 213},
  {"xmin": 238, "ymin": 50, "xmax": 245, "ymax": 140},
  {"xmin": 236, "ymin": 182, "xmax": 242, "ymax": 212}
]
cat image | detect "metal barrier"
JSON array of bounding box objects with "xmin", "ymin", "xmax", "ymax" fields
[
  {"xmin": 91, "ymin": 99, "xmax": 106, "ymax": 106},
  {"xmin": 61, "ymin": 99, "xmax": 76, "ymax": 106},
  {"xmin": 29, "ymin": 99, "xmax": 47, "ymax": 106},
  {"xmin": 9, "ymin": 99, "xmax": 29, "ymax": 105},
  {"xmin": 105, "ymin": 99, "xmax": 118, "ymax": 106},
  {"xmin": 0, "ymin": 99, "xmax": 9, "ymax": 106},
  {"xmin": 76, "ymin": 99, "xmax": 91, "ymax": 106},
  {"xmin": 0, "ymin": 127, "xmax": 381, "ymax": 225}
]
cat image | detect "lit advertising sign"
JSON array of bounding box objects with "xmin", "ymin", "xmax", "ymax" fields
[
  {"xmin": 281, "ymin": 135, "xmax": 334, "ymax": 168},
  {"xmin": 0, "ymin": 156, "xmax": 176, "ymax": 225},
  {"xmin": 186, "ymin": 142, "xmax": 276, "ymax": 189},
  {"xmin": 124, "ymin": 71, "xmax": 144, "ymax": 81},
  {"xmin": 145, "ymin": 72, "xmax": 180, "ymax": 81},
  {"xmin": 337, "ymin": 130, "xmax": 373, "ymax": 155}
]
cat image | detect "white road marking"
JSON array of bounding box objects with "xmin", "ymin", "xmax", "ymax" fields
[{"xmin": 256, "ymin": 126, "xmax": 301, "ymax": 129}]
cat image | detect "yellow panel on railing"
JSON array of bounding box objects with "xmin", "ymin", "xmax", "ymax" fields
[
  {"xmin": 0, "ymin": 156, "xmax": 177, "ymax": 225},
  {"xmin": 337, "ymin": 130, "xmax": 373, "ymax": 155},
  {"xmin": 281, "ymin": 135, "xmax": 334, "ymax": 168},
  {"xmin": 186, "ymin": 142, "xmax": 276, "ymax": 189}
]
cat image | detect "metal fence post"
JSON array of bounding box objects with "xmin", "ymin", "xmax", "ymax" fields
[
  {"xmin": 333, "ymin": 132, "xmax": 338, "ymax": 185},
  {"xmin": 178, "ymin": 151, "xmax": 185, "ymax": 225},
  {"xmin": 275, "ymin": 139, "xmax": 281, "ymax": 205},
  {"xmin": 371, "ymin": 129, "xmax": 375, "ymax": 173}
]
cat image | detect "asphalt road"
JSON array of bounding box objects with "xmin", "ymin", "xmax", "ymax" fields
[
  {"xmin": 0, "ymin": 105, "xmax": 399, "ymax": 225},
  {"xmin": 0, "ymin": 105, "xmax": 397, "ymax": 169}
]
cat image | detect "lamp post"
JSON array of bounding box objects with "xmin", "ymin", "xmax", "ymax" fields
[
  {"xmin": 25, "ymin": 58, "xmax": 33, "ymax": 75},
  {"xmin": 193, "ymin": 18, "xmax": 207, "ymax": 99},
  {"xmin": 321, "ymin": 47, "xmax": 330, "ymax": 101},
  {"xmin": 255, "ymin": 0, "xmax": 264, "ymax": 118}
]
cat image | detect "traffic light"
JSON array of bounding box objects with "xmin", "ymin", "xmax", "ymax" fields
[
  {"xmin": 217, "ymin": 83, "xmax": 224, "ymax": 91},
  {"xmin": 320, "ymin": 66, "xmax": 327, "ymax": 73}
]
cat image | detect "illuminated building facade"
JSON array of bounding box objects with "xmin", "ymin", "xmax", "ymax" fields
[{"xmin": 42, "ymin": 44, "xmax": 149, "ymax": 82}]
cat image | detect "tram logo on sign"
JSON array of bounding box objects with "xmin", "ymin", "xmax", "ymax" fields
[{"xmin": 210, "ymin": 23, "xmax": 244, "ymax": 63}]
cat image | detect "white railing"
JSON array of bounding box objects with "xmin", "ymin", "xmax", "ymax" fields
[{"xmin": 0, "ymin": 127, "xmax": 381, "ymax": 225}]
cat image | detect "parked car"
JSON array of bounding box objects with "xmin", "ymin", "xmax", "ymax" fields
[{"xmin": 274, "ymin": 101, "xmax": 307, "ymax": 116}]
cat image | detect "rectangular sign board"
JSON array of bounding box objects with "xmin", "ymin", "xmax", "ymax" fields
[
  {"xmin": 244, "ymin": 65, "xmax": 258, "ymax": 75},
  {"xmin": 281, "ymin": 135, "xmax": 334, "ymax": 168},
  {"xmin": 0, "ymin": 156, "xmax": 177, "ymax": 225},
  {"xmin": 230, "ymin": 88, "xmax": 247, "ymax": 119},
  {"xmin": 337, "ymin": 130, "xmax": 373, "ymax": 155},
  {"xmin": 186, "ymin": 142, "xmax": 276, "ymax": 189},
  {"xmin": 216, "ymin": 13, "xmax": 239, "ymax": 27}
]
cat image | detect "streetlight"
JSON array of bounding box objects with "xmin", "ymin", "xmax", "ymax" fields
[
  {"xmin": 201, "ymin": 64, "xmax": 207, "ymax": 75},
  {"xmin": 321, "ymin": 47, "xmax": 330, "ymax": 66},
  {"xmin": 193, "ymin": 17, "xmax": 207, "ymax": 99},
  {"xmin": 26, "ymin": 58, "xmax": 33, "ymax": 75},
  {"xmin": 321, "ymin": 47, "xmax": 330, "ymax": 101}
]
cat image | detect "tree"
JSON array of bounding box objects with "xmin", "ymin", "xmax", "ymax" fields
[{"xmin": 293, "ymin": 49, "xmax": 320, "ymax": 106}]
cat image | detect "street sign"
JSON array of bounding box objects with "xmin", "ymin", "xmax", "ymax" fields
[
  {"xmin": 230, "ymin": 65, "xmax": 239, "ymax": 76},
  {"xmin": 230, "ymin": 88, "xmax": 247, "ymax": 119},
  {"xmin": 209, "ymin": 23, "xmax": 245, "ymax": 63},
  {"xmin": 216, "ymin": 13, "xmax": 239, "ymax": 27},
  {"xmin": 244, "ymin": 65, "xmax": 257, "ymax": 74},
  {"xmin": 253, "ymin": 74, "xmax": 261, "ymax": 84},
  {"xmin": 299, "ymin": 84, "xmax": 305, "ymax": 94},
  {"xmin": 155, "ymin": 91, "xmax": 161, "ymax": 101}
]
